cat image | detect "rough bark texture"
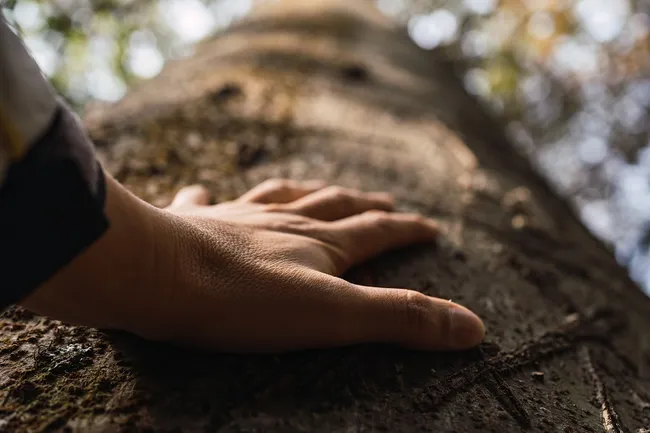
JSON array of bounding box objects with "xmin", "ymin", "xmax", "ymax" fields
[{"xmin": 2, "ymin": 1, "xmax": 650, "ymax": 432}]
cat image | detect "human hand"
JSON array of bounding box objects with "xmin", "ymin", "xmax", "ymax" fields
[
  {"xmin": 150, "ymin": 178, "xmax": 485, "ymax": 352},
  {"xmin": 22, "ymin": 175, "xmax": 485, "ymax": 353}
]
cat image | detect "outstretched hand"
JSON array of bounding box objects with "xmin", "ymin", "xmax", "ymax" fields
[
  {"xmin": 22, "ymin": 175, "xmax": 485, "ymax": 353},
  {"xmin": 156, "ymin": 178, "xmax": 485, "ymax": 352}
]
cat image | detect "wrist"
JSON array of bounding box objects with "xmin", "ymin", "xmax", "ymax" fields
[{"xmin": 20, "ymin": 173, "xmax": 167, "ymax": 333}]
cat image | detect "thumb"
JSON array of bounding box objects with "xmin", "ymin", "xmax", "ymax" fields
[{"xmin": 348, "ymin": 286, "xmax": 485, "ymax": 350}]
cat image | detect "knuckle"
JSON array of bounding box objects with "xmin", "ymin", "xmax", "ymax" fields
[
  {"xmin": 325, "ymin": 185, "xmax": 349, "ymax": 198},
  {"xmin": 399, "ymin": 291, "xmax": 432, "ymax": 333},
  {"xmin": 364, "ymin": 209, "xmax": 391, "ymax": 225},
  {"xmin": 438, "ymin": 304, "xmax": 453, "ymax": 344}
]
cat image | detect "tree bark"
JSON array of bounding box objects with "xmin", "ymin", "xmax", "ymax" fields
[{"xmin": 2, "ymin": 1, "xmax": 650, "ymax": 432}]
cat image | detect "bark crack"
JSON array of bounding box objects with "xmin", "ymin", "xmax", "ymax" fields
[
  {"xmin": 483, "ymin": 368, "xmax": 531, "ymax": 429},
  {"xmin": 579, "ymin": 345, "xmax": 628, "ymax": 433},
  {"xmin": 415, "ymin": 308, "xmax": 628, "ymax": 428}
]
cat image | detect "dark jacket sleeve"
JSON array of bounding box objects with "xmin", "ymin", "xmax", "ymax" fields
[{"xmin": 0, "ymin": 15, "xmax": 109, "ymax": 309}]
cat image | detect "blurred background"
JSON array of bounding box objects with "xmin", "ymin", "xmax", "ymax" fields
[{"xmin": 3, "ymin": 0, "xmax": 650, "ymax": 293}]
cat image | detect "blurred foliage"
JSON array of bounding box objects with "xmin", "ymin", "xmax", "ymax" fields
[
  {"xmin": 2, "ymin": 0, "xmax": 255, "ymax": 105},
  {"xmin": 4, "ymin": 0, "xmax": 650, "ymax": 289}
]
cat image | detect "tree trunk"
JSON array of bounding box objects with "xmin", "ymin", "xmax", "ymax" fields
[{"xmin": 2, "ymin": 1, "xmax": 650, "ymax": 432}]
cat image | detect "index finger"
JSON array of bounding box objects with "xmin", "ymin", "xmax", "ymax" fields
[{"xmin": 325, "ymin": 210, "xmax": 439, "ymax": 274}]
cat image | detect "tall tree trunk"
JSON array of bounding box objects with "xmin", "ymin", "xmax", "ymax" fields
[{"xmin": 2, "ymin": 1, "xmax": 650, "ymax": 431}]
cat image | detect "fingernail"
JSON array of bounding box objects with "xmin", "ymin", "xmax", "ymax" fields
[{"xmin": 449, "ymin": 306, "xmax": 485, "ymax": 349}]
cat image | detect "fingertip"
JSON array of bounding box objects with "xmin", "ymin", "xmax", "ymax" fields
[
  {"xmin": 354, "ymin": 287, "xmax": 484, "ymax": 352},
  {"xmin": 447, "ymin": 304, "xmax": 485, "ymax": 350}
]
